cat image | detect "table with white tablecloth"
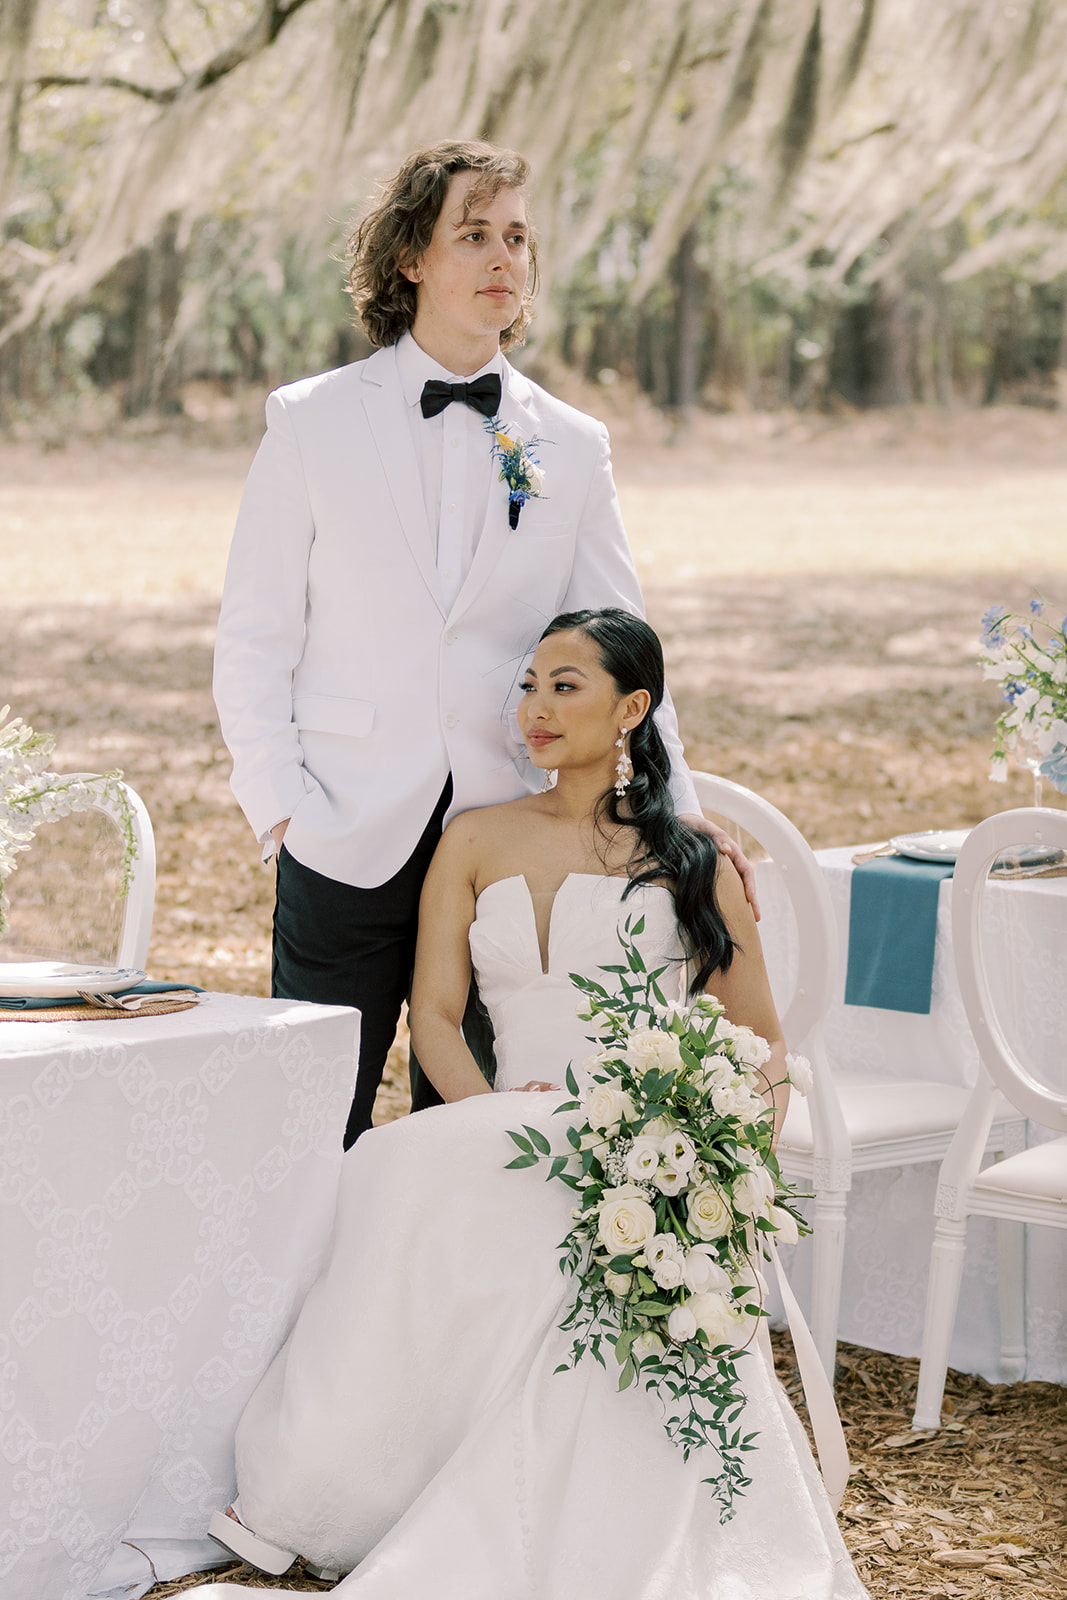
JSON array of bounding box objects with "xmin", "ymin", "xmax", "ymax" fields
[
  {"xmin": 0, "ymin": 993, "xmax": 359, "ymax": 1600},
  {"xmin": 758, "ymin": 849, "xmax": 1067, "ymax": 1385}
]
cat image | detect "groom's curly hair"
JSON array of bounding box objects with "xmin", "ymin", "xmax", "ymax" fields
[
  {"xmin": 541, "ymin": 609, "xmax": 738, "ymax": 995},
  {"xmin": 346, "ymin": 141, "xmax": 538, "ymax": 351}
]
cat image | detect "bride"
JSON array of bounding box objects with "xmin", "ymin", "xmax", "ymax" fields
[{"xmin": 197, "ymin": 608, "xmax": 867, "ymax": 1599}]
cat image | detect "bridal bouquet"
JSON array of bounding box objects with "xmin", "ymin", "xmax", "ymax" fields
[
  {"xmin": 980, "ymin": 600, "xmax": 1067, "ymax": 792},
  {"xmin": 506, "ymin": 919, "xmax": 810, "ymax": 1521},
  {"xmin": 0, "ymin": 706, "xmax": 136, "ymax": 935}
]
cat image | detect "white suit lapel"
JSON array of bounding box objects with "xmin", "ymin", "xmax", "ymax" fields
[
  {"xmin": 447, "ymin": 362, "xmax": 540, "ymax": 623},
  {"xmin": 360, "ymin": 346, "xmax": 446, "ymax": 620}
]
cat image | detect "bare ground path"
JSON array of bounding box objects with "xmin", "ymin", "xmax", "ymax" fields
[{"xmin": 2, "ymin": 403, "xmax": 1065, "ymax": 1595}]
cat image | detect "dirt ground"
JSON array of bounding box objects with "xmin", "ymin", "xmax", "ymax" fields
[{"xmin": 2, "ymin": 400, "xmax": 1066, "ymax": 1594}]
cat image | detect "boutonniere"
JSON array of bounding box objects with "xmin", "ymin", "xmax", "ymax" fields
[{"xmin": 486, "ymin": 416, "xmax": 546, "ymax": 529}]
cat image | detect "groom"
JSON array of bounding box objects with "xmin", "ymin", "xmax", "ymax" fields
[{"xmin": 214, "ymin": 140, "xmax": 751, "ymax": 1147}]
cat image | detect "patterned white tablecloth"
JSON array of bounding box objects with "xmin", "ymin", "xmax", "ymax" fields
[
  {"xmin": 0, "ymin": 993, "xmax": 359, "ymax": 1600},
  {"xmin": 758, "ymin": 849, "xmax": 1067, "ymax": 1386}
]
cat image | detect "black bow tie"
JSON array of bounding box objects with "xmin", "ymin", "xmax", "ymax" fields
[{"xmin": 419, "ymin": 374, "xmax": 501, "ymax": 420}]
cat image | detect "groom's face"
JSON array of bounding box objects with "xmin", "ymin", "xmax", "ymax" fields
[{"xmin": 403, "ymin": 173, "xmax": 530, "ymax": 353}]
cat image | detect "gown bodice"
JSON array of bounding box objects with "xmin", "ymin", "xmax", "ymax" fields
[{"xmin": 469, "ymin": 873, "xmax": 686, "ymax": 1091}]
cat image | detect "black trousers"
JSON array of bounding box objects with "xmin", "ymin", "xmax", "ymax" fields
[{"xmin": 271, "ymin": 779, "xmax": 495, "ymax": 1147}]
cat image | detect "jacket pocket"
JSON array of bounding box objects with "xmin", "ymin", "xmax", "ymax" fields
[{"xmin": 293, "ymin": 694, "xmax": 375, "ymax": 737}]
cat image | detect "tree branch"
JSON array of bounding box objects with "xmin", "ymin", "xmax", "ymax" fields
[{"xmin": 28, "ymin": 0, "xmax": 318, "ymax": 108}]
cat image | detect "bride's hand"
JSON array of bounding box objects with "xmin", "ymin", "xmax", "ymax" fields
[
  {"xmin": 510, "ymin": 1081, "xmax": 560, "ymax": 1093},
  {"xmin": 678, "ymin": 812, "xmax": 760, "ymax": 922}
]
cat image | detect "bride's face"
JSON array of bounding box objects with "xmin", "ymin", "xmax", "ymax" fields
[{"xmin": 518, "ymin": 628, "xmax": 649, "ymax": 777}]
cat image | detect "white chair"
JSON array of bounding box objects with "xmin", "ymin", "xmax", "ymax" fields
[
  {"xmin": 0, "ymin": 777, "xmax": 156, "ymax": 971},
  {"xmin": 912, "ymin": 808, "xmax": 1067, "ymax": 1430},
  {"xmin": 692, "ymin": 772, "xmax": 1025, "ymax": 1381}
]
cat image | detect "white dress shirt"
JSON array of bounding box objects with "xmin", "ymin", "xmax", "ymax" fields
[{"xmin": 394, "ymin": 332, "xmax": 503, "ymax": 615}]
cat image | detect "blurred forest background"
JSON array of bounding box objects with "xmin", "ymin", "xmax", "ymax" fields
[{"xmin": 4, "ymin": 0, "xmax": 1067, "ymax": 428}]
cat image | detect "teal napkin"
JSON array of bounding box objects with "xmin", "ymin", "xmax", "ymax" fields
[
  {"xmin": 844, "ymin": 857, "xmax": 954, "ymax": 1015},
  {"xmin": 1, "ymin": 979, "xmax": 204, "ymax": 1011}
]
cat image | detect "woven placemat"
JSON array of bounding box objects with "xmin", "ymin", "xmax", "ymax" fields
[{"xmin": 0, "ymin": 996, "xmax": 201, "ymax": 1023}]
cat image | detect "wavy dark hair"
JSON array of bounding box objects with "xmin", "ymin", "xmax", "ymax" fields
[
  {"xmin": 346, "ymin": 141, "xmax": 538, "ymax": 351},
  {"xmin": 540, "ymin": 609, "xmax": 737, "ymax": 994}
]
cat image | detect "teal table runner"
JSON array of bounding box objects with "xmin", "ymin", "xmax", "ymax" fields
[
  {"xmin": 844, "ymin": 857, "xmax": 955, "ymax": 1015},
  {"xmin": 1, "ymin": 979, "xmax": 204, "ymax": 1011}
]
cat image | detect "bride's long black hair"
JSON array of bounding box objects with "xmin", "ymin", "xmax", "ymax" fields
[{"xmin": 539, "ymin": 608, "xmax": 736, "ymax": 993}]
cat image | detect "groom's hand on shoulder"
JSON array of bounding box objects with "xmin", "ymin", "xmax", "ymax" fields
[{"xmin": 677, "ymin": 813, "xmax": 760, "ymax": 923}]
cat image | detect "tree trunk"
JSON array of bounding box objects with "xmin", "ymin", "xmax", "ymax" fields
[{"xmin": 672, "ymin": 225, "xmax": 703, "ymax": 423}]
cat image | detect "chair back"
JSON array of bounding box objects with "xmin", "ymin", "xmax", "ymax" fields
[
  {"xmin": 952, "ymin": 807, "xmax": 1067, "ymax": 1134},
  {"xmin": 690, "ymin": 772, "xmax": 838, "ymax": 1048},
  {"xmin": 0, "ymin": 778, "xmax": 156, "ymax": 971}
]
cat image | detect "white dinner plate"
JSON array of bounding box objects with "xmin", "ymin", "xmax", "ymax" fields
[
  {"xmin": 0, "ymin": 962, "xmax": 145, "ymax": 999},
  {"xmin": 889, "ymin": 829, "xmax": 1063, "ymax": 868}
]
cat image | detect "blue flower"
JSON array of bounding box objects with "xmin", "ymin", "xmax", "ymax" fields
[
  {"xmin": 980, "ymin": 605, "xmax": 1008, "ymax": 646},
  {"xmin": 1030, "ymin": 598, "xmax": 1044, "ymax": 615},
  {"xmin": 1039, "ymin": 743, "xmax": 1067, "ymax": 794},
  {"xmin": 1002, "ymin": 679, "xmax": 1024, "ymax": 702}
]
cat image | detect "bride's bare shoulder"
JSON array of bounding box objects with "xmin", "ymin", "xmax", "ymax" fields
[{"xmin": 442, "ymin": 795, "xmax": 541, "ymax": 851}]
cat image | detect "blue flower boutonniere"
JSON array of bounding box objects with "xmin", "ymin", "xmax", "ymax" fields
[{"xmin": 486, "ymin": 416, "xmax": 546, "ymax": 529}]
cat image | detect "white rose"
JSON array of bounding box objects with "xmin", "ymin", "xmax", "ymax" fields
[
  {"xmin": 667, "ymin": 1305, "xmax": 698, "ymax": 1343},
  {"xmin": 525, "ymin": 460, "xmax": 546, "ymax": 494},
  {"xmin": 652, "ymin": 1255, "xmax": 685, "ymax": 1290},
  {"xmin": 682, "ymin": 1245, "xmax": 732, "ymax": 1294},
  {"xmin": 732, "ymin": 1163, "xmax": 776, "ymax": 1217},
  {"xmin": 645, "ymin": 1233, "xmax": 682, "ymax": 1269},
  {"xmin": 604, "ymin": 1269, "xmax": 633, "ymax": 1296},
  {"xmin": 687, "ymin": 1182, "xmax": 733, "ymax": 1241},
  {"xmin": 584, "ymin": 1083, "xmax": 636, "ymax": 1133},
  {"xmin": 786, "ymin": 1052, "xmax": 813, "ymax": 1096},
  {"xmin": 624, "ymin": 1137, "xmax": 662, "ymax": 1181},
  {"xmin": 711, "ymin": 1081, "xmax": 760, "ymax": 1119},
  {"xmin": 690, "ymin": 1290, "xmax": 745, "ymax": 1348},
  {"xmin": 641, "ymin": 1113, "xmax": 678, "ymax": 1139},
  {"xmin": 624, "ymin": 1029, "xmax": 683, "ymax": 1075},
  {"xmin": 652, "ymin": 1162, "xmax": 688, "ymax": 1197},
  {"xmin": 769, "ymin": 1205, "xmax": 800, "ymax": 1245},
  {"xmin": 700, "ymin": 1052, "xmax": 736, "ymax": 1091},
  {"xmin": 661, "ymin": 1132, "xmax": 697, "ymax": 1173},
  {"xmin": 597, "ymin": 1188, "xmax": 657, "ymax": 1256}
]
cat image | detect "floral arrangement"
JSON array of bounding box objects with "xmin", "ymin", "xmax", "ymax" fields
[
  {"xmin": 979, "ymin": 601, "xmax": 1067, "ymax": 793},
  {"xmin": 485, "ymin": 416, "xmax": 546, "ymax": 529},
  {"xmin": 506, "ymin": 920, "xmax": 810, "ymax": 1521},
  {"xmin": 0, "ymin": 706, "xmax": 137, "ymax": 936}
]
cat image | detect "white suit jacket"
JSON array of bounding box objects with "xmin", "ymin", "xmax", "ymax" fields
[{"xmin": 213, "ymin": 344, "xmax": 699, "ymax": 888}]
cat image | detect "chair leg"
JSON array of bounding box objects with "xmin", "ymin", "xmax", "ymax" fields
[
  {"xmin": 913, "ymin": 1216, "xmax": 968, "ymax": 1430},
  {"xmin": 809, "ymin": 1187, "xmax": 847, "ymax": 1382},
  {"xmin": 995, "ymin": 1218, "xmax": 1027, "ymax": 1383}
]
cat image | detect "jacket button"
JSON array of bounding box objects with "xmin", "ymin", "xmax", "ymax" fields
[
  {"xmin": 444, "ymin": 629, "xmax": 456, "ymax": 645},
  {"xmin": 444, "ymin": 712, "xmax": 458, "ymax": 729}
]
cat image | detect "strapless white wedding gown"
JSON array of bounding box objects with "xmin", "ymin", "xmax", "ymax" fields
[{"xmin": 220, "ymin": 876, "xmax": 867, "ymax": 1599}]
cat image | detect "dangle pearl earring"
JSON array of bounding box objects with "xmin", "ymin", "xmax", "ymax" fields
[{"xmin": 614, "ymin": 729, "xmax": 633, "ymax": 797}]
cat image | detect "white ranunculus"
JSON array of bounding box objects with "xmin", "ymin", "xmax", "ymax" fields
[
  {"xmin": 662, "ymin": 1131, "xmax": 697, "ymax": 1173},
  {"xmin": 624, "ymin": 1029, "xmax": 683, "ymax": 1075},
  {"xmin": 652, "ymin": 1255, "xmax": 685, "ymax": 1290},
  {"xmin": 711, "ymin": 1082, "xmax": 765, "ymax": 1122},
  {"xmin": 682, "ymin": 1245, "xmax": 732, "ymax": 1294},
  {"xmin": 700, "ymin": 1052, "xmax": 736, "ymax": 1091},
  {"xmin": 732, "ymin": 1163, "xmax": 776, "ymax": 1217},
  {"xmin": 785, "ymin": 1052, "xmax": 813, "ymax": 1096},
  {"xmin": 645, "ymin": 1233, "xmax": 682, "ymax": 1269},
  {"xmin": 584, "ymin": 1083, "xmax": 636, "ymax": 1134},
  {"xmin": 578, "ymin": 1130, "xmax": 611, "ymax": 1162},
  {"xmin": 624, "ymin": 1137, "xmax": 662, "ymax": 1181},
  {"xmin": 769, "ymin": 1205, "xmax": 800, "ymax": 1245},
  {"xmin": 687, "ymin": 1182, "xmax": 733, "ymax": 1241},
  {"xmin": 652, "ymin": 1162, "xmax": 688, "ymax": 1197},
  {"xmin": 690, "ymin": 1290, "xmax": 745, "ymax": 1348},
  {"xmin": 633, "ymin": 1329, "xmax": 665, "ymax": 1360},
  {"xmin": 604, "ymin": 1268, "xmax": 633, "ymax": 1296},
  {"xmin": 641, "ymin": 1113, "xmax": 678, "ymax": 1139},
  {"xmin": 597, "ymin": 1188, "xmax": 657, "ymax": 1256},
  {"xmin": 667, "ymin": 1305, "xmax": 698, "ymax": 1343}
]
